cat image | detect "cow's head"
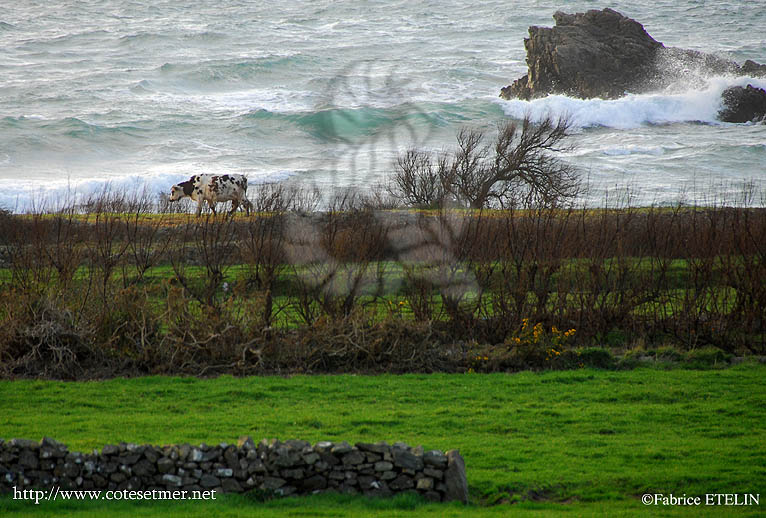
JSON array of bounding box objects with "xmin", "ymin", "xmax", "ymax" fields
[{"xmin": 169, "ymin": 180, "xmax": 193, "ymax": 201}]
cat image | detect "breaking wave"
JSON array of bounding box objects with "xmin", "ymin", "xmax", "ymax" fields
[{"xmin": 497, "ymin": 76, "xmax": 766, "ymax": 129}]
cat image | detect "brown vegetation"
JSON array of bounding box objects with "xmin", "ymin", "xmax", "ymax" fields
[{"xmin": 0, "ymin": 185, "xmax": 764, "ymax": 379}]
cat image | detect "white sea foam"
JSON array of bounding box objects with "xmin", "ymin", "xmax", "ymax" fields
[
  {"xmin": 601, "ymin": 146, "xmax": 666, "ymax": 156},
  {"xmin": 185, "ymin": 89, "xmax": 319, "ymax": 115},
  {"xmin": 0, "ymin": 169, "xmax": 300, "ymax": 213},
  {"xmin": 497, "ymin": 76, "xmax": 766, "ymax": 129},
  {"xmin": 126, "ymin": 84, "xmax": 319, "ymax": 116}
]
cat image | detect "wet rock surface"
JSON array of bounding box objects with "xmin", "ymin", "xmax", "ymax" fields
[{"xmin": 719, "ymin": 84, "xmax": 766, "ymax": 123}]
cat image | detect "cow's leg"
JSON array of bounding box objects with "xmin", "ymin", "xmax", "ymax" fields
[
  {"xmin": 207, "ymin": 199, "xmax": 217, "ymax": 215},
  {"xmin": 196, "ymin": 199, "xmax": 203, "ymax": 217},
  {"xmin": 243, "ymin": 199, "xmax": 252, "ymax": 217},
  {"xmin": 230, "ymin": 199, "xmax": 239, "ymax": 215}
]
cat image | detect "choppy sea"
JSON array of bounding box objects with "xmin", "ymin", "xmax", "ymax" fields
[{"xmin": 1, "ymin": 0, "xmax": 765, "ymax": 211}]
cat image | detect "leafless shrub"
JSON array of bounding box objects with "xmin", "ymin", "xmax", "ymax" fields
[
  {"xmin": 254, "ymin": 312, "xmax": 459, "ymax": 374},
  {"xmin": 469, "ymin": 205, "xmax": 577, "ymax": 341},
  {"xmin": 85, "ymin": 206, "xmax": 129, "ymax": 308},
  {"xmin": 2, "ymin": 213, "xmax": 55, "ymax": 296},
  {"xmin": 91, "ymin": 285, "xmax": 164, "ymax": 368},
  {"xmin": 238, "ymin": 185, "xmax": 291, "ymax": 327},
  {"xmin": 389, "ymin": 208, "xmax": 482, "ymax": 331},
  {"xmin": 287, "ymin": 184, "xmax": 322, "ymax": 213},
  {"xmin": 723, "ymin": 207, "xmax": 766, "ymax": 352},
  {"xmin": 249, "ymin": 182, "xmax": 293, "ymax": 213},
  {"xmin": 169, "ymin": 213, "xmax": 238, "ymax": 308},
  {"xmin": 159, "ymin": 282, "xmax": 262, "ymax": 375},
  {"xmin": 388, "ymin": 114, "xmax": 580, "ymax": 209},
  {"xmin": 0, "ymin": 292, "xmax": 94, "ymax": 378},
  {"xmin": 79, "ymin": 187, "xmax": 132, "ymax": 214},
  {"xmin": 389, "ymin": 149, "xmax": 449, "ymax": 209},
  {"xmin": 564, "ymin": 204, "xmax": 647, "ymax": 339},
  {"xmin": 0, "ymin": 207, "xmax": 12, "ymax": 279},
  {"xmin": 121, "ymin": 195, "xmax": 171, "ymax": 285},
  {"xmin": 361, "ymin": 183, "xmax": 402, "ymax": 210},
  {"xmin": 284, "ymin": 189, "xmax": 390, "ymax": 323},
  {"xmin": 43, "ymin": 210, "xmax": 85, "ymax": 291}
]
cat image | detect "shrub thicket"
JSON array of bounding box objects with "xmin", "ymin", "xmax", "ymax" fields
[{"xmin": 0, "ymin": 185, "xmax": 764, "ymax": 378}]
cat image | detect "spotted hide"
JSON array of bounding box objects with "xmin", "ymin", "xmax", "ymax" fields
[{"xmin": 169, "ymin": 174, "xmax": 252, "ymax": 216}]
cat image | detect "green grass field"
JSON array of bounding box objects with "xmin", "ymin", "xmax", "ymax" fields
[
  {"xmin": 0, "ymin": 255, "xmax": 731, "ymax": 327},
  {"xmin": 2, "ymin": 364, "xmax": 765, "ymax": 517}
]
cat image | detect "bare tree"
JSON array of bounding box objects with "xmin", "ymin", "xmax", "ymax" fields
[
  {"xmin": 389, "ymin": 114, "xmax": 579, "ymax": 209},
  {"xmin": 389, "ymin": 150, "xmax": 449, "ymax": 209}
]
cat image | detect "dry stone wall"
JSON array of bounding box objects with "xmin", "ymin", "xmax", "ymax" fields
[{"xmin": 0, "ymin": 437, "xmax": 468, "ymax": 503}]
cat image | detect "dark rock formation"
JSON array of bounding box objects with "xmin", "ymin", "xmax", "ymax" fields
[
  {"xmin": 502, "ymin": 8, "xmax": 662, "ymax": 100},
  {"xmin": 719, "ymin": 85, "xmax": 766, "ymax": 123},
  {"xmin": 742, "ymin": 60, "xmax": 766, "ymax": 75},
  {"xmin": 502, "ymin": 8, "xmax": 765, "ymax": 103}
]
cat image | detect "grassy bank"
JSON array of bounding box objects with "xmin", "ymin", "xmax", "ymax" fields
[{"xmin": 2, "ymin": 365, "xmax": 765, "ymax": 516}]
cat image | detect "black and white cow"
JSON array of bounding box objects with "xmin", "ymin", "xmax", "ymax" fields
[{"xmin": 169, "ymin": 174, "xmax": 252, "ymax": 216}]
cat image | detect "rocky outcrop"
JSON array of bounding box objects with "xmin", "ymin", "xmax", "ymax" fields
[
  {"xmin": 501, "ymin": 8, "xmax": 765, "ymax": 104},
  {"xmin": 502, "ymin": 9, "xmax": 662, "ymax": 100},
  {"xmin": 718, "ymin": 85, "xmax": 766, "ymax": 123},
  {"xmin": 742, "ymin": 60, "xmax": 766, "ymax": 76},
  {"xmin": 0, "ymin": 437, "xmax": 469, "ymax": 503}
]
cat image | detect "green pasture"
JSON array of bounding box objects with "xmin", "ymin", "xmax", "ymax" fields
[
  {"xmin": 0, "ymin": 255, "xmax": 741, "ymax": 319},
  {"xmin": 1, "ymin": 365, "xmax": 765, "ymax": 517}
]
